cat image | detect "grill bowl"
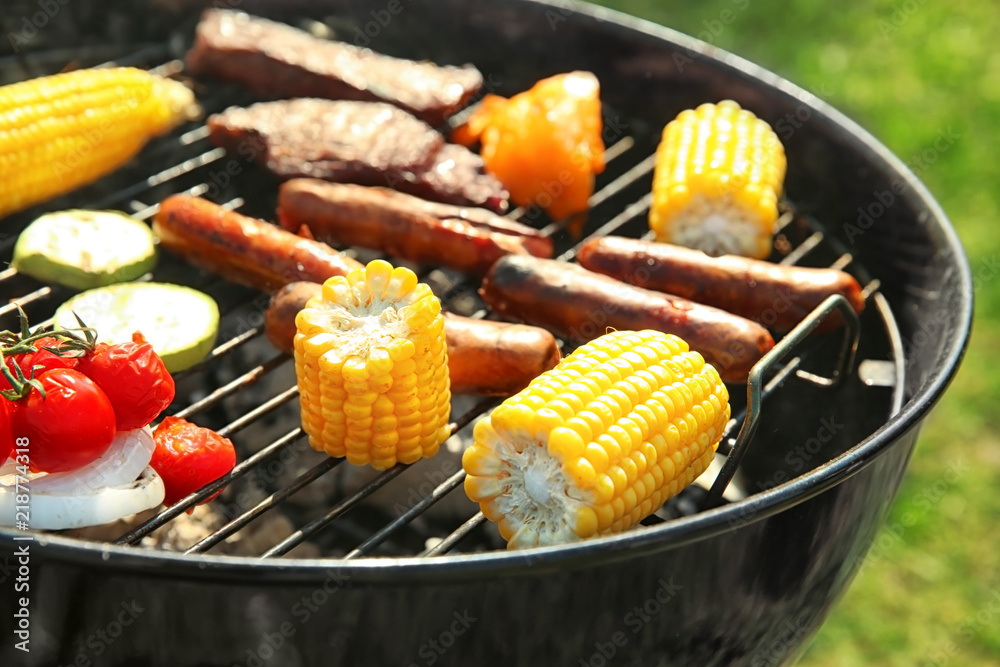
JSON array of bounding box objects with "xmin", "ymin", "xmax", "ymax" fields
[{"xmin": 0, "ymin": 1, "xmax": 971, "ymax": 665}]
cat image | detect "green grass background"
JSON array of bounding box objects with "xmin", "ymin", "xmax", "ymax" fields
[{"xmin": 587, "ymin": 1, "xmax": 1000, "ymax": 665}]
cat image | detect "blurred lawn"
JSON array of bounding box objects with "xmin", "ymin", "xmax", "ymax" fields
[{"xmin": 589, "ymin": 1, "xmax": 1000, "ymax": 665}]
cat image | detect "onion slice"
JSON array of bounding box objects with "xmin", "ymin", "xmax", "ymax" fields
[{"xmin": 0, "ymin": 428, "xmax": 166, "ymax": 530}]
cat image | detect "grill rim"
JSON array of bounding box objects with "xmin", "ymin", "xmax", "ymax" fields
[{"xmin": 0, "ymin": 0, "xmax": 971, "ymax": 579}]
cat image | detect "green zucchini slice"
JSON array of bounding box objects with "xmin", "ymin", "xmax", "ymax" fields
[
  {"xmin": 12, "ymin": 210, "xmax": 157, "ymax": 290},
  {"xmin": 53, "ymin": 283, "xmax": 220, "ymax": 373}
]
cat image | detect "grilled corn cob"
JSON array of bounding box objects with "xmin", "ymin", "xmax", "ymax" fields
[
  {"xmin": 0, "ymin": 67, "xmax": 198, "ymax": 219},
  {"xmin": 294, "ymin": 260, "xmax": 451, "ymax": 470},
  {"xmin": 463, "ymin": 329, "xmax": 730, "ymax": 549},
  {"xmin": 648, "ymin": 100, "xmax": 786, "ymax": 259}
]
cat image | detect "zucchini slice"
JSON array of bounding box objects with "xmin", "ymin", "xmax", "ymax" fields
[
  {"xmin": 12, "ymin": 210, "xmax": 157, "ymax": 289},
  {"xmin": 53, "ymin": 283, "xmax": 220, "ymax": 372}
]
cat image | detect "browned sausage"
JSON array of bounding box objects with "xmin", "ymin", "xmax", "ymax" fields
[
  {"xmin": 480, "ymin": 256, "xmax": 775, "ymax": 383},
  {"xmin": 153, "ymin": 195, "xmax": 363, "ymax": 292},
  {"xmin": 442, "ymin": 313, "xmax": 561, "ymax": 396},
  {"xmin": 277, "ymin": 179, "xmax": 552, "ymax": 277},
  {"xmin": 265, "ymin": 282, "xmax": 561, "ymax": 395},
  {"xmin": 578, "ymin": 236, "xmax": 865, "ymax": 333}
]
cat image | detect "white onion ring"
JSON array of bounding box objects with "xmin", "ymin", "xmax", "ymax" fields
[
  {"xmin": 0, "ymin": 426, "xmax": 156, "ymax": 495},
  {"xmin": 0, "ymin": 427, "xmax": 165, "ymax": 530},
  {"xmin": 0, "ymin": 467, "xmax": 164, "ymax": 531}
]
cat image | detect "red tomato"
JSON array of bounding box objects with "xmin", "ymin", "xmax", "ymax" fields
[
  {"xmin": 151, "ymin": 417, "xmax": 236, "ymax": 507},
  {"xmin": 7, "ymin": 368, "xmax": 117, "ymax": 473},
  {"xmin": 0, "ymin": 400, "xmax": 12, "ymax": 463},
  {"xmin": 0, "ymin": 336, "xmax": 79, "ymax": 390},
  {"xmin": 75, "ymin": 332, "xmax": 175, "ymax": 431}
]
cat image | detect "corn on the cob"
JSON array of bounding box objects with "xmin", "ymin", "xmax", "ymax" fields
[
  {"xmin": 463, "ymin": 329, "xmax": 731, "ymax": 549},
  {"xmin": 0, "ymin": 67, "xmax": 198, "ymax": 219},
  {"xmin": 648, "ymin": 100, "xmax": 786, "ymax": 259},
  {"xmin": 294, "ymin": 260, "xmax": 451, "ymax": 470}
]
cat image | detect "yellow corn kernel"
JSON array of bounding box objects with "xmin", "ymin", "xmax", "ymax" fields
[
  {"xmin": 462, "ymin": 329, "xmax": 731, "ymax": 549},
  {"xmin": 294, "ymin": 260, "xmax": 451, "ymax": 470},
  {"xmin": 0, "ymin": 67, "xmax": 199, "ymax": 220},
  {"xmin": 649, "ymin": 100, "xmax": 786, "ymax": 259}
]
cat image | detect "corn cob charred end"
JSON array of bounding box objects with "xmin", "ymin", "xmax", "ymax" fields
[
  {"xmin": 463, "ymin": 329, "xmax": 730, "ymax": 549},
  {"xmin": 0, "ymin": 67, "xmax": 199, "ymax": 220},
  {"xmin": 649, "ymin": 100, "xmax": 786, "ymax": 259},
  {"xmin": 294, "ymin": 260, "xmax": 451, "ymax": 470}
]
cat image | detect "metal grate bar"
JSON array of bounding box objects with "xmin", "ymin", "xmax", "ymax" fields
[
  {"xmin": 261, "ymin": 397, "xmax": 498, "ymax": 557},
  {"xmin": 89, "ymin": 148, "xmax": 227, "ymax": 210},
  {"xmin": 344, "ymin": 469, "xmax": 467, "ymax": 559},
  {"xmin": 780, "ymin": 231, "xmax": 824, "ymax": 266},
  {"xmin": 421, "ymin": 512, "xmax": 488, "ymax": 557},
  {"xmin": 115, "ymin": 427, "xmax": 305, "ymax": 545},
  {"xmin": 0, "ymin": 286, "xmax": 51, "ymax": 317},
  {"xmin": 185, "ymin": 454, "xmax": 344, "ymax": 554},
  {"xmin": 558, "ymin": 192, "xmax": 652, "ymax": 261},
  {"xmin": 262, "ymin": 465, "xmax": 408, "ymax": 558},
  {"xmin": 217, "ymin": 385, "xmax": 299, "ymax": 439},
  {"xmin": 172, "ymin": 326, "xmax": 263, "ymax": 379},
  {"xmin": 173, "ymin": 353, "xmax": 290, "ymax": 420}
]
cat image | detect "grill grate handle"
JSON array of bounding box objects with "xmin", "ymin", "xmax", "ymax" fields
[{"xmin": 701, "ymin": 294, "xmax": 862, "ymax": 510}]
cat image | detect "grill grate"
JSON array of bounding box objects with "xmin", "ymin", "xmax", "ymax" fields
[{"xmin": 0, "ymin": 44, "xmax": 904, "ymax": 560}]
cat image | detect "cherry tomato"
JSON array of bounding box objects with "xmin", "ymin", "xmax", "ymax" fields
[
  {"xmin": 0, "ymin": 400, "xmax": 12, "ymax": 463},
  {"xmin": 151, "ymin": 417, "xmax": 236, "ymax": 507},
  {"xmin": 0, "ymin": 336, "xmax": 79, "ymax": 390},
  {"xmin": 7, "ymin": 368, "xmax": 117, "ymax": 473},
  {"xmin": 75, "ymin": 332, "xmax": 175, "ymax": 432}
]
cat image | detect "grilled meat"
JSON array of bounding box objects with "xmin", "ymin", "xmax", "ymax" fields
[
  {"xmin": 265, "ymin": 282, "xmax": 561, "ymax": 396},
  {"xmin": 152, "ymin": 194, "xmax": 363, "ymax": 292},
  {"xmin": 186, "ymin": 9, "xmax": 482, "ymax": 126},
  {"xmin": 480, "ymin": 255, "xmax": 775, "ymax": 384},
  {"xmin": 277, "ymin": 179, "xmax": 550, "ymax": 277},
  {"xmin": 577, "ymin": 236, "xmax": 865, "ymax": 333},
  {"xmin": 208, "ymin": 98, "xmax": 508, "ymax": 212}
]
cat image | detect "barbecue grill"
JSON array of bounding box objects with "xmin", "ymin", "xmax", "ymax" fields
[{"xmin": 0, "ymin": 1, "xmax": 971, "ymax": 665}]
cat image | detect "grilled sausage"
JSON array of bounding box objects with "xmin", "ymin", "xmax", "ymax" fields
[
  {"xmin": 265, "ymin": 282, "xmax": 561, "ymax": 395},
  {"xmin": 480, "ymin": 256, "xmax": 775, "ymax": 383},
  {"xmin": 577, "ymin": 236, "xmax": 865, "ymax": 333},
  {"xmin": 153, "ymin": 195, "xmax": 362, "ymax": 292},
  {"xmin": 277, "ymin": 179, "xmax": 552, "ymax": 277}
]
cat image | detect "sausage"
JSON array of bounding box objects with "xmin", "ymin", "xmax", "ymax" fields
[
  {"xmin": 153, "ymin": 195, "xmax": 363, "ymax": 293},
  {"xmin": 480, "ymin": 256, "xmax": 775, "ymax": 384},
  {"xmin": 265, "ymin": 282, "xmax": 561, "ymax": 395},
  {"xmin": 277, "ymin": 179, "xmax": 552, "ymax": 277},
  {"xmin": 442, "ymin": 313, "xmax": 561, "ymax": 396},
  {"xmin": 577, "ymin": 236, "xmax": 865, "ymax": 333}
]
